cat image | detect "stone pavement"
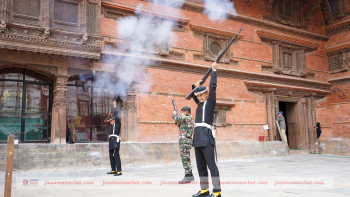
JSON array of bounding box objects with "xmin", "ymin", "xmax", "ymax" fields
[{"xmin": 1, "ymin": 154, "xmax": 350, "ymax": 197}]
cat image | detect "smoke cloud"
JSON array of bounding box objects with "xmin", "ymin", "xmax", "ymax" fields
[
  {"xmin": 94, "ymin": 0, "xmax": 184, "ymax": 98},
  {"xmin": 203, "ymin": 0, "xmax": 237, "ymax": 22},
  {"xmin": 93, "ymin": 0, "xmax": 237, "ymax": 98}
]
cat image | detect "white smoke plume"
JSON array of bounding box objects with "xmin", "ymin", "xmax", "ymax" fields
[
  {"xmin": 94, "ymin": 0, "xmax": 184, "ymax": 98},
  {"xmin": 203, "ymin": 0, "xmax": 237, "ymax": 22},
  {"xmin": 93, "ymin": 0, "xmax": 237, "ymax": 98}
]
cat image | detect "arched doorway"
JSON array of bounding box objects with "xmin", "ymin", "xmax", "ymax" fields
[{"xmin": 0, "ymin": 68, "xmax": 53, "ymax": 143}]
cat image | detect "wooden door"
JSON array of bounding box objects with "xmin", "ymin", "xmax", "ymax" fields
[{"xmin": 286, "ymin": 102, "xmax": 297, "ymax": 148}]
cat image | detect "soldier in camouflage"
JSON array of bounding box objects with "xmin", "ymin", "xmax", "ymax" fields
[{"xmin": 172, "ymin": 106, "xmax": 195, "ymax": 184}]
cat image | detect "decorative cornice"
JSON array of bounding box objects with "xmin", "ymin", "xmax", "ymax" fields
[
  {"xmin": 326, "ymin": 41, "xmax": 350, "ymax": 53},
  {"xmin": 236, "ymin": 16, "xmax": 328, "ymax": 42},
  {"xmin": 181, "ymin": 1, "xmax": 328, "ymax": 41},
  {"xmin": 328, "ymin": 76, "xmax": 350, "ymax": 85},
  {"xmin": 325, "ymin": 18, "xmax": 350, "ymax": 36},
  {"xmin": 101, "ymin": 1, "xmax": 189, "ymax": 23},
  {"xmin": 245, "ymin": 81, "xmax": 330, "ymax": 96},
  {"xmin": 256, "ymin": 29, "xmax": 319, "ymax": 50},
  {"xmin": 101, "ymin": 51, "xmax": 332, "ymax": 94},
  {"xmin": 216, "ymin": 100, "xmax": 235, "ymax": 106},
  {"xmin": 0, "ymin": 22, "xmax": 102, "ymax": 59},
  {"xmin": 0, "ymin": 39, "xmax": 100, "ymax": 59},
  {"xmin": 189, "ymin": 23, "xmax": 244, "ymax": 38},
  {"xmin": 138, "ymin": 121, "xmax": 174, "ymax": 124},
  {"xmin": 109, "ymin": 0, "xmax": 328, "ymax": 41}
]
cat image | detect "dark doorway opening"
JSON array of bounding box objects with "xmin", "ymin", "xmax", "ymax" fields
[{"xmin": 279, "ymin": 101, "xmax": 298, "ymax": 148}]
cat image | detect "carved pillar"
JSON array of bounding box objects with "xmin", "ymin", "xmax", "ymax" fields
[
  {"xmin": 51, "ymin": 75, "xmax": 68, "ymax": 144},
  {"xmin": 123, "ymin": 85, "xmax": 137, "ymax": 141},
  {"xmin": 265, "ymin": 89, "xmax": 277, "ymax": 141}
]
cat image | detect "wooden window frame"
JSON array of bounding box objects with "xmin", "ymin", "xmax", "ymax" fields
[
  {"xmin": 213, "ymin": 104, "xmax": 233, "ymax": 127},
  {"xmin": 328, "ymin": 51, "xmax": 350, "ymax": 73},
  {"xmin": 203, "ymin": 34, "xmax": 231, "ymax": 63},
  {"xmin": 273, "ymin": 42, "xmax": 308, "ymax": 77},
  {"xmin": 272, "ymin": 0, "xmax": 302, "ymax": 27}
]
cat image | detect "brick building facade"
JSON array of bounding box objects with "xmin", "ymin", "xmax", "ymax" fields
[{"xmin": 0, "ymin": 0, "xmax": 349, "ymax": 153}]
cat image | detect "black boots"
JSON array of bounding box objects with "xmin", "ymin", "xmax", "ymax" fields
[
  {"xmin": 192, "ymin": 190, "xmax": 210, "ymax": 197},
  {"xmin": 107, "ymin": 171, "xmax": 122, "ymax": 176},
  {"xmin": 178, "ymin": 173, "xmax": 195, "ymax": 184}
]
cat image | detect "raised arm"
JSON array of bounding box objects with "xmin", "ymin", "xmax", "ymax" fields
[{"xmin": 192, "ymin": 85, "xmax": 200, "ymax": 104}]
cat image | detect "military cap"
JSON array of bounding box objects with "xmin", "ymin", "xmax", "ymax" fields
[
  {"xmin": 194, "ymin": 86, "xmax": 208, "ymax": 96},
  {"xmin": 181, "ymin": 106, "xmax": 191, "ymax": 113}
]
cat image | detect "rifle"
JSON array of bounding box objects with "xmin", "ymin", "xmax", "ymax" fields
[
  {"xmin": 169, "ymin": 88, "xmax": 179, "ymax": 126},
  {"xmin": 185, "ymin": 27, "xmax": 243, "ymax": 100}
]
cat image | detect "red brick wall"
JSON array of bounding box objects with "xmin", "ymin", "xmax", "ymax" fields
[
  {"xmin": 318, "ymin": 84, "xmax": 350, "ymax": 140},
  {"xmin": 100, "ymin": 0, "xmax": 350, "ymax": 142},
  {"xmin": 317, "ymin": 2, "xmax": 350, "ymax": 141}
]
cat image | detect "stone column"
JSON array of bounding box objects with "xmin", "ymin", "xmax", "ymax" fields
[
  {"xmin": 123, "ymin": 85, "xmax": 137, "ymax": 141},
  {"xmin": 51, "ymin": 75, "xmax": 68, "ymax": 144}
]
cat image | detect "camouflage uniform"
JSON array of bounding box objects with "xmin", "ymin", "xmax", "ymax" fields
[{"xmin": 173, "ymin": 114, "xmax": 195, "ymax": 175}]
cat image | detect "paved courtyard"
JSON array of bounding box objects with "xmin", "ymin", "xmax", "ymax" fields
[{"xmin": 1, "ymin": 154, "xmax": 350, "ymax": 197}]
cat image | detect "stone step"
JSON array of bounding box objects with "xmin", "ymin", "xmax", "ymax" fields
[{"xmin": 288, "ymin": 149, "xmax": 310, "ymax": 155}]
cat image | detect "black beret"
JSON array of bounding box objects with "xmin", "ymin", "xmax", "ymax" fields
[
  {"xmin": 194, "ymin": 86, "xmax": 208, "ymax": 96},
  {"xmin": 181, "ymin": 106, "xmax": 191, "ymax": 111}
]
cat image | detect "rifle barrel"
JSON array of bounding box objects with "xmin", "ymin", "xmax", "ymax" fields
[{"xmin": 185, "ymin": 28, "xmax": 242, "ymax": 100}]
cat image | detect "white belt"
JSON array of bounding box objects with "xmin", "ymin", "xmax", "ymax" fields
[
  {"xmin": 109, "ymin": 134, "xmax": 120, "ymax": 142},
  {"xmin": 195, "ymin": 123, "xmax": 212, "ymax": 129}
]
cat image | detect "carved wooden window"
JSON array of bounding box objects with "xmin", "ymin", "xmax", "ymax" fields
[
  {"xmin": 204, "ymin": 35, "xmax": 230, "ymax": 63},
  {"xmin": 213, "ymin": 110, "xmax": 226, "ymax": 127},
  {"xmin": 103, "ymin": 7, "xmax": 131, "ymax": 20},
  {"xmin": 281, "ymin": 49, "xmax": 293, "ymax": 70},
  {"xmin": 273, "ymin": 43, "xmax": 307, "ymax": 77},
  {"xmin": 54, "ymin": 0, "xmax": 78, "ymax": 24},
  {"xmin": 87, "ymin": 3, "xmax": 97, "ymax": 34},
  {"xmin": 322, "ymin": 0, "xmax": 346, "ymax": 24},
  {"xmin": 328, "ymin": 51, "xmax": 349, "ymax": 73},
  {"xmin": 329, "ymin": 54, "xmax": 342, "ymax": 71},
  {"xmin": 328, "ymin": 0, "xmax": 344, "ymax": 18},
  {"xmin": 13, "ymin": 0, "xmax": 41, "ymax": 18},
  {"xmin": 213, "ymin": 105, "xmax": 232, "ymax": 127},
  {"xmin": 11, "ymin": 0, "xmax": 41, "ymax": 25},
  {"xmin": 272, "ymin": 0, "xmax": 301, "ymax": 27}
]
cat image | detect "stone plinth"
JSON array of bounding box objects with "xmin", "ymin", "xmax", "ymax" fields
[{"xmin": 0, "ymin": 141, "xmax": 288, "ymax": 171}]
